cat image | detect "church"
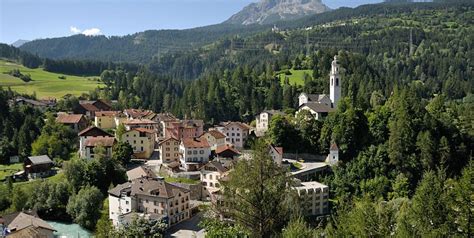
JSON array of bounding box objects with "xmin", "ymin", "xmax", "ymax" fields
[{"xmin": 297, "ymin": 55, "xmax": 341, "ymax": 120}]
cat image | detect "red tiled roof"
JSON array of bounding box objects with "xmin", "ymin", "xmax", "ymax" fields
[
  {"xmin": 275, "ymin": 147, "xmax": 283, "ymax": 155},
  {"xmin": 80, "ymin": 103, "xmax": 99, "ymax": 112},
  {"xmin": 270, "ymin": 144, "xmax": 284, "ymax": 155},
  {"xmin": 206, "ymin": 130, "xmax": 226, "ymax": 139},
  {"xmin": 124, "ymin": 119, "xmax": 158, "ymax": 125},
  {"xmin": 124, "ymin": 109, "xmax": 154, "ymax": 118},
  {"xmin": 222, "ymin": 121, "xmax": 251, "ymax": 130},
  {"xmin": 159, "ymin": 137, "xmax": 180, "ymax": 145},
  {"xmin": 215, "ymin": 145, "xmax": 240, "ymax": 155},
  {"xmin": 78, "ymin": 126, "xmax": 113, "ymax": 137},
  {"xmin": 182, "ymin": 138, "xmax": 210, "ymax": 148},
  {"xmin": 95, "ymin": 111, "xmax": 122, "ymax": 117},
  {"xmin": 330, "ymin": 143, "xmax": 339, "ymax": 151},
  {"xmin": 56, "ymin": 114, "xmax": 84, "ymax": 124},
  {"xmin": 84, "ymin": 137, "xmax": 116, "ymax": 147},
  {"xmin": 131, "ymin": 127, "xmax": 156, "ymax": 134}
]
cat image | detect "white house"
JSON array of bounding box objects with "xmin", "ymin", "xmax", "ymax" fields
[
  {"xmin": 256, "ymin": 110, "xmax": 284, "ymax": 135},
  {"xmin": 108, "ymin": 177, "xmax": 191, "ymax": 227},
  {"xmin": 78, "ymin": 126, "xmax": 115, "ymax": 159},
  {"xmin": 325, "ymin": 143, "xmax": 339, "ymax": 166},
  {"xmin": 216, "ymin": 122, "xmax": 251, "ymax": 148},
  {"xmin": 269, "ymin": 144, "xmax": 284, "ymax": 166},
  {"xmin": 179, "ymin": 137, "xmax": 211, "ymax": 171},
  {"xmin": 200, "ymin": 161, "xmax": 229, "ymax": 201}
]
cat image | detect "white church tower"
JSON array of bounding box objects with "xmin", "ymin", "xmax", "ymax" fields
[{"xmin": 329, "ymin": 55, "xmax": 341, "ymax": 108}]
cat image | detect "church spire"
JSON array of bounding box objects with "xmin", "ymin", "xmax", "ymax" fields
[{"xmin": 329, "ymin": 55, "xmax": 341, "ymax": 108}]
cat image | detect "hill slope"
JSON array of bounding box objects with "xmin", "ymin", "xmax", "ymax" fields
[
  {"xmin": 226, "ymin": 0, "xmax": 330, "ymax": 25},
  {"xmin": 0, "ymin": 60, "xmax": 101, "ymax": 98}
]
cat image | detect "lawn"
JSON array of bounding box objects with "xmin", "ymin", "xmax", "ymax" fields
[
  {"xmin": 164, "ymin": 176, "xmax": 200, "ymax": 185},
  {"xmin": 0, "ymin": 163, "xmax": 23, "ymax": 181},
  {"xmin": 0, "ymin": 60, "xmax": 102, "ymax": 98},
  {"xmin": 278, "ymin": 69, "xmax": 313, "ymax": 86},
  {"xmin": 13, "ymin": 171, "xmax": 65, "ymax": 187}
]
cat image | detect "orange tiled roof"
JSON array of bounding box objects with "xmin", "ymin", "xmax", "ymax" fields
[
  {"xmin": 182, "ymin": 137, "xmax": 210, "ymax": 148},
  {"xmin": 56, "ymin": 114, "xmax": 84, "ymax": 124},
  {"xmin": 95, "ymin": 111, "xmax": 122, "ymax": 117}
]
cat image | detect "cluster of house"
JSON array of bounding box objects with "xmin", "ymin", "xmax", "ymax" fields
[
  {"xmin": 104, "ymin": 55, "xmax": 343, "ymax": 229},
  {"xmin": 5, "ymin": 55, "xmax": 342, "ymax": 231}
]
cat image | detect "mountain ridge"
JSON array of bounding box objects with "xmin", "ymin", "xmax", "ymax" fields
[{"xmin": 226, "ymin": 0, "xmax": 330, "ymax": 25}]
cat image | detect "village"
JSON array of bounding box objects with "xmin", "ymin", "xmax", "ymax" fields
[{"xmin": 2, "ymin": 56, "xmax": 342, "ymax": 237}]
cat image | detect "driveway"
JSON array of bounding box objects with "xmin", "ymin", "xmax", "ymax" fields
[{"xmin": 165, "ymin": 212, "xmax": 205, "ymax": 238}]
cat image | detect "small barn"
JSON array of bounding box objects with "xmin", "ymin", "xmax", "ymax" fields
[{"xmin": 24, "ymin": 155, "xmax": 54, "ymax": 179}]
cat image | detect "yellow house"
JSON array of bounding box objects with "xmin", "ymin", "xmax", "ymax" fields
[
  {"xmin": 121, "ymin": 128, "xmax": 156, "ymax": 159},
  {"xmin": 158, "ymin": 137, "xmax": 180, "ymax": 163},
  {"xmin": 95, "ymin": 111, "xmax": 123, "ymax": 129}
]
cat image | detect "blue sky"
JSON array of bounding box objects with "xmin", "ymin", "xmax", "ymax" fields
[{"xmin": 0, "ymin": 0, "xmax": 380, "ymax": 44}]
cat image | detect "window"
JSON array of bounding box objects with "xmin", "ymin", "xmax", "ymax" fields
[
  {"xmin": 336, "ymin": 78, "xmax": 339, "ymax": 86},
  {"xmin": 209, "ymin": 175, "xmax": 213, "ymax": 180},
  {"xmin": 193, "ymin": 150, "xmax": 197, "ymax": 154},
  {"xmin": 199, "ymin": 150, "xmax": 204, "ymax": 154},
  {"xmin": 237, "ymin": 133, "xmax": 240, "ymax": 136},
  {"xmin": 232, "ymin": 133, "xmax": 235, "ymax": 136}
]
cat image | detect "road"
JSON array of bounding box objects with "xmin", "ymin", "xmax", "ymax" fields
[
  {"xmin": 165, "ymin": 212, "xmax": 205, "ymax": 238},
  {"xmin": 286, "ymin": 159, "xmax": 328, "ymax": 178}
]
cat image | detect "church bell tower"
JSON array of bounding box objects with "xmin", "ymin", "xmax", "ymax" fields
[{"xmin": 329, "ymin": 55, "xmax": 341, "ymax": 108}]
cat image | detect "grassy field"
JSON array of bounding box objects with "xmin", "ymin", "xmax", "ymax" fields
[
  {"xmin": 0, "ymin": 60, "xmax": 102, "ymax": 98},
  {"xmin": 0, "ymin": 163, "xmax": 23, "ymax": 181},
  {"xmin": 278, "ymin": 69, "xmax": 313, "ymax": 86}
]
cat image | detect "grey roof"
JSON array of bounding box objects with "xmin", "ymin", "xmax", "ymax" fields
[
  {"xmin": 300, "ymin": 102, "xmax": 335, "ymax": 113},
  {"xmin": 108, "ymin": 178, "xmax": 189, "ymax": 199},
  {"xmin": 306, "ymin": 94, "xmax": 329, "ymax": 102},
  {"xmin": 5, "ymin": 212, "xmax": 55, "ymax": 232},
  {"xmin": 27, "ymin": 155, "xmax": 53, "ymax": 165}
]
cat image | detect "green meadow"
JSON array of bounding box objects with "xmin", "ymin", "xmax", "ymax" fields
[
  {"xmin": 278, "ymin": 69, "xmax": 312, "ymax": 86},
  {"xmin": 0, "ymin": 60, "xmax": 102, "ymax": 98}
]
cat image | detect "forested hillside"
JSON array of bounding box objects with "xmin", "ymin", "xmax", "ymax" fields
[
  {"xmin": 19, "ymin": 24, "xmax": 268, "ymax": 63},
  {"xmin": 90, "ymin": 1, "xmax": 473, "ymax": 121},
  {"xmin": 19, "ymin": 1, "xmax": 471, "ymax": 64}
]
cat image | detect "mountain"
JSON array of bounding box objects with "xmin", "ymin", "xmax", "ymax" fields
[
  {"xmin": 225, "ymin": 0, "xmax": 330, "ymax": 25},
  {"xmin": 11, "ymin": 39, "xmax": 29, "ymax": 48}
]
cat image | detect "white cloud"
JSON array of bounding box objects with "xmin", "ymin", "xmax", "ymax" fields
[
  {"xmin": 70, "ymin": 26, "xmax": 81, "ymax": 34},
  {"xmin": 70, "ymin": 26, "xmax": 103, "ymax": 36},
  {"xmin": 82, "ymin": 28, "xmax": 102, "ymax": 36}
]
